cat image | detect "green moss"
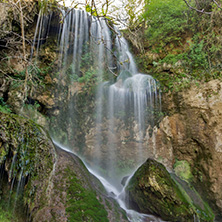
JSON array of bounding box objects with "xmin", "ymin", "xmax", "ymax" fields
[
  {"xmin": 126, "ymin": 158, "xmax": 215, "ymax": 221},
  {"xmin": 65, "ymin": 168, "xmax": 109, "ymax": 222},
  {"xmin": 173, "ymin": 179, "xmax": 214, "ymax": 221},
  {"xmin": 105, "ymin": 199, "xmax": 112, "ymax": 210},
  {"xmin": 0, "ymin": 112, "xmax": 55, "ymax": 220},
  {"xmin": 127, "ymin": 161, "xmax": 191, "ymax": 219},
  {"xmin": 174, "ymin": 160, "xmax": 193, "ymax": 182},
  {"xmin": 0, "ymin": 97, "xmax": 11, "ymax": 114},
  {"xmin": 0, "ymin": 205, "xmax": 16, "ymax": 222}
]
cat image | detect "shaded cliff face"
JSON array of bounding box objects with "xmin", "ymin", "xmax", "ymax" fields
[{"xmin": 148, "ymin": 79, "xmax": 222, "ymax": 219}]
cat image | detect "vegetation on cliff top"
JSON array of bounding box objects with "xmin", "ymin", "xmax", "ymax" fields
[{"xmin": 125, "ymin": 0, "xmax": 222, "ymax": 92}]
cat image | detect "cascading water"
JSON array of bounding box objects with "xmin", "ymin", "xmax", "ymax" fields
[
  {"xmin": 32, "ymin": 7, "xmax": 162, "ymax": 221},
  {"xmin": 53, "ymin": 140, "xmax": 164, "ymax": 222}
]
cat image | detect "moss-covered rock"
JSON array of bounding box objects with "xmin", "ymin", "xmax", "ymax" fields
[
  {"xmin": 125, "ymin": 158, "xmax": 214, "ymax": 222},
  {"xmin": 36, "ymin": 146, "xmax": 128, "ymax": 222},
  {"xmin": 174, "ymin": 160, "xmax": 193, "ymax": 182},
  {"xmin": 0, "ymin": 111, "xmax": 56, "ymax": 221}
]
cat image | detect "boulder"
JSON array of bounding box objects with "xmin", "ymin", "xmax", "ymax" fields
[{"xmin": 125, "ymin": 158, "xmax": 214, "ymax": 222}]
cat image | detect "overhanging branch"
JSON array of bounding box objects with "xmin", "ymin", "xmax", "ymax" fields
[
  {"xmin": 183, "ymin": 0, "xmax": 212, "ymax": 14},
  {"xmin": 213, "ymin": 0, "xmax": 222, "ymax": 9},
  {"xmin": 184, "ymin": 0, "xmax": 222, "ymax": 14}
]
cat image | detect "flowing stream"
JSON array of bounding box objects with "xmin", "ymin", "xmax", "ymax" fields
[
  {"xmin": 53, "ymin": 140, "xmax": 164, "ymax": 222},
  {"xmin": 32, "ymin": 7, "xmax": 162, "ymax": 221}
]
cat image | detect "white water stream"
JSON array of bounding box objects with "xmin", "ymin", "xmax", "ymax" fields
[{"xmin": 53, "ymin": 140, "xmax": 165, "ymax": 222}]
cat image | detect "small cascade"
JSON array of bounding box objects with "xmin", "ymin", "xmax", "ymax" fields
[
  {"xmin": 114, "ymin": 28, "xmax": 138, "ymax": 74},
  {"xmin": 56, "ymin": 9, "xmax": 114, "ymax": 81},
  {"xmin": 30, "ymin": 10, "xmax": 52, "ymax": 60},
  {"xmin": 13, "ymin": 169, "xmax": 25, "ymax": 211},
  {"xmin": 58, "ymin": 9, "xmax": 90, "ymax": 75}
]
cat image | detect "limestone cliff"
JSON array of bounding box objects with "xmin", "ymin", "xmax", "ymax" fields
[{"xmin": 148, "ymin": 79, "xmax": 222, "ymax": 220}]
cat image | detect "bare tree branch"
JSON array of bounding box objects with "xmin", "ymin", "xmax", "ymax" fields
[
  {"xmin": 184, "ymin": 0, "xmax": 222, "ymax": 14},
  {"xmin": 183, "ymin": 0, "xmax": 212, "ymax": 14},
  {"xmin": 213, "ymin": 0, "xmax": 222, "ymax": 9}
]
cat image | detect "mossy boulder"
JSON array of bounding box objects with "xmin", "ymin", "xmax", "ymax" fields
[
  {"xmin": 34, "ymin": 146, "xmax": 128, "ymax": 222},
  {"xmin": 125, "ymin": 158, "xmax": 214, "ymax": 221}
]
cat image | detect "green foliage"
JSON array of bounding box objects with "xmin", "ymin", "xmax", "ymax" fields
[
  {"xmin": 0, "ymin": 204, "xmax": 18, "ymax": 222},
  {"xmin": 144, "ymin": 0, "xmax": 188, "ymax": 46},
  {"xmin": 78, "ymin": 69, "xmax": 97, "ymax": 84},
  {"xmin": 158, "ymin": 36, "xmax": 209, "ymax": 69},
  {"xmin": 66, "ymin": 169, "xmax": 108, "ymax": 222},
  {"xmin": 183, "ymin": 38, "xmax": 209, "ymax": 70},
  {"xmin": 159, "ymin": 53, "xmax": 184, "ymax": 65},
  {"xmin": 66, "ymin": 63, "xmax": 97, "ymax": 88},
  {"xmin": 85, "ymin": 4, "xmax": 98, "ymax": 16},
  {"xmin": 0, "ymin": 97, "xmax": 11, "ymax": 114},
  {"xmin": 38, "ymin": 0, "xmax": 57, "ymax": 14},
  {"xmin": 174, "ymin": 160, "xmax": 193, "ymax": 182},
  {"xmin": 85, "ymin": 1, "xmax": 111, "ymax": 18},
  {"xmin": 151, "ymin": 71, "xmax": 192, "ymax": 92},
  {"xmin": 135, "ymin": 0, "xmax": 221, "ymax": 92}
]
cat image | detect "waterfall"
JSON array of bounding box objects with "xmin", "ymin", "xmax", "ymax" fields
[{"xmin": 32, "ymin": 7, "xmax": 161, "ymax": 221}]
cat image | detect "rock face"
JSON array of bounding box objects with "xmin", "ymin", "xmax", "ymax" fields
[
  {"xmin": 0, "ymin": 112, "xmax": 128, "ymax": 222},
  {"xmin": 125, "ymin": 158, "xmax": 214, "ymax": 222},
  {"xmin": 0, "ymin": 3, "xmax": 13, "ymax": 39},
  {"xmin": 148, "ymin": 79, "xmax": 222, "ymax": 219},
  {"xmin": 0, "ymin": 1, "xmax": 37, "ymax": 39}
]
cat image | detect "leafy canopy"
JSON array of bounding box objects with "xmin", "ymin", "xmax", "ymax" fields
[{"xmin": 143, "ymin": 0, "xmax": 188, "ymax": 44}]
